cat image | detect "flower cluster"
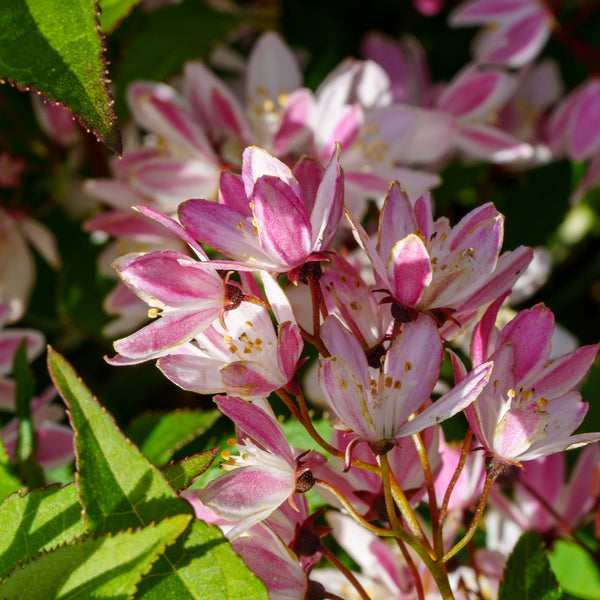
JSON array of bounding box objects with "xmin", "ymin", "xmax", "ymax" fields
[
  {"xmin": 4, "ymin": 0, "xmax": 600, "ymax": 598},
  {"xmin": 102, "ymin": 134, "xmax": 599, "ymax": 598}
]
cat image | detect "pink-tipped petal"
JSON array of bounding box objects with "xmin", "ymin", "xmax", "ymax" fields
[
  {"xmin": 388, "ymin": 234, "xmax": 432, "ymax": 306},
  {"xmin": 497, "ymin": 304, "xmax": 554, "ymax": 384},
  {"xmin": 252, "ymin": 176, "xmax": 312, "ymax": 268},
  {"xmin": 398, "ymin": 361, "xmax": 493, "ymax": 437},
  {"xmin": 215, "ymin": 396, "xmax": 294, "ymax": 463},
  {"xmin": 378, "ymin": 182, "xmax": 418, "ymax": 261},
  {"xmin": 113, "ymin": 306, "xmax": 223, "ymax": 359},
  {"xmin": 319, "ymin": 356, "xmax": 375, "ymax": 440}
]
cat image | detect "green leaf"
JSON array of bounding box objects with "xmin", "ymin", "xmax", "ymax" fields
[
  {"xmin": 498, "ymin": 530, "xmax": 563, "ymax": 600},
  {"xmin": 0, "ymin": 437, "xmax": 22, "ymax": 501},
  {"xmin": 99, "ymin": 0, "xmax": 140, "ymax": 32},
  {"xmin": 116, "ymin": 0, "xmax": 239, "ymax": 117},
  {"xmin": 280, "ymin": 417, "xmax": 333, "ymax": 456},
  {"xmin": 135, "ymin": 519, "xmax": 268, "ymax": 600},
  {"xmin": 0, "ymin": 484, "xmax": 86, "ymax": 580},
  {"xmin": 549, "ymin": 540, "xmax": 600, "ymax": 599},
  {"xmin": 0, "ymin": 0, "xmax": 121, "ymax": 153},
  {"xmin": 161, "ymin": 449, "xmax": 219, "ymax": 492},
  {"xmin": 47, "ymin": 347, "xmax": 192, "ymax": 534},
  {"xmin": 128, "ymin": 409, "xmax": 221, "ymax": 466},
  {"xmin": 0, "ymin": 514, "xmax": 191, "ymax": 599}
]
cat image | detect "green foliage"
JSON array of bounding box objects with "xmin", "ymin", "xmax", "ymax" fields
[
  {"xmin": 42, "ymin": 348, "xmax": 268, "ymax": 599},
  {"xmin": 134, "ymin": 519, "xmax": 268, "ymax": 600},
  {"xmin": 549, "ymin": 540, "xmax": 600, "ymax": 600},
  {"xmin": 47, "ymin": 347, "xmax": 193, "ymax": 533},
  {"xmin": 490, "ymin": 161, "xmax": 572, "ymax": 250},
  {"xmin": 0, "ymin": 514, "xmax": 191, "ymax": 599},
  {"xmin": 128, "ymin": 409, "xmax": 221, "ymax": 466},
  {"xmin": 99, "ymin": 0, "xmax": 140, "ymax": 33},
  {"xmin": 115, "ymin": 0, "xmax": 239, "ymax": 117},
  {"xmin": 161, "ymin": 449, "xmax": 220, "ymax": 492},
  {"xmin": 0, "ymin": 0, "xmax": 121, "ymax": 153},
  {"xmin": 0, "ymin": 437, "xmax": 22, "ymax": 501},
  {"xmin": 0, "ymin": 484, "xmax": 85, "ymax": 579},
  {"xmin": 12, "ymin": 341, "xmax": 45, "ymax": 488},
  {"xmin": 498, "ymin": 531, "xmax": 563, "ymax": 600}
]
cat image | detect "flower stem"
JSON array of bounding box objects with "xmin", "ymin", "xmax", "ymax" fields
[
  {"xmin": 443, "ymin": 468, "xmax": 496, "ymax": 563},
  {"xmin": 439, "ymin": 430, "xmax": 473, "ymax": 525},
  {"xmin": 413, "ymin": 432, "xmax": 442, "ymax": 557},
  {"xmin": 320, "ymin": 545, "xmax": 371, "ymax": 600},
  {"xmin": 396, "ymin": 538, "xmax": 425, "ymax": 600},
  {"xmin": 380, "ymin": 454, "xmax": 456, "ymax": 599},
  {"xmin": 281, "ymin": 389, "xmax": 380, "ymax": 474},
  {"xmin": 314, "ymin": 478, "xmax": 396, "ymax": 538},
  {"xmin": 382, "ymin": 454, "xmax": 432, "ymax": 552}
]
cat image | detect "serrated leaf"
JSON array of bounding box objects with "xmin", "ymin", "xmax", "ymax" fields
[
  {"xmin": 47, "ymin": 347, "xmax": 192, "ymax": 534},
  {"xmin": 498, "ymin": 530, "xmax": 563, "ymax": 600},
  {"xmin": 161, "ymin": 449, "xmax": 219, "ymax": 492},
  {"xmin": 135, "ymin": 519, "xmax": 268, "ymax": 600},
  {"xmin": 0, "ymin": 514, "xmax": 191, "ymax": 599},
  {"xmin": 0, "ymin": 0, "xmax": 121, "ymax": 153},
  {"xmin": 99, "ymin": 0, "xmax": 140, "ymax": 32},
  {"xmin": 128, "ymin": 409, "xmax": 221, "ymax": 466},
  {"xmin": 549, "ymin": 540, "xmax": 600, "ymax": 599},
  {"xmin": 116, "ymin": 0, "xmax": 239, "ymax": 117},
  {"xmin": 0, "ymin": 484, "xmax": 85, "ymax": 580}
]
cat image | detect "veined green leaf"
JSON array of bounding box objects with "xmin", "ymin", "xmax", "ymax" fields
[
  {"xmin": 161, "ymin": 448, "xmax": 219, "ymax": 492},
  {"xmin": 47, "ymin": 347, "xmax": 192, "ymax": 534},
  {"xmin": 0, "ymin": 514, "xmax": 191, "ymax": 599},
  {"xmin": 0, "ymin": 484, "xmax": 85, "ymax": 580},
  {"xmin": 0, "ymin": 0, "xmax": 121, "ymax": 153},
  {"xmin": 498, "ymin": 530, "xmax": 563, "ymax": 600},
  {"xmin": 128, "ymin": 409, "xmax": 221, "ymax": 466},
  {"xmin": 135, "ymin": 519, "xmax": 268, "ymax": 600}
]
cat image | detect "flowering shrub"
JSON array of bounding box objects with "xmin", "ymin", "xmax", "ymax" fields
[{"xmin": 1, "ymin": 1, "xmax": 600, "ymax": 599}]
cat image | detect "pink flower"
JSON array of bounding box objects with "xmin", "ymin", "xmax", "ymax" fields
[
  {"xmin": 157, "ymin": 271, "xmax": 303, "ymax": 401},
  {"xmin": 456, "ymin": 300, "xmax": 600, "ymax": 463},
  {"xmin": 184, "ymin": 31, "xmax": 315, "ymax": 158},
  {"xmin": 347, "ymin": 182, "xmax": 532, "ymax": 332},
  {"xmin": 449, "ymin": 0, "xmax": 554, "ymax": 68},
  {"xmin": 107, "ymin": 250, "xmax": 229, "ymax": 363},
  {"xmin": 0, "ymin": 208, "xmax": 61, "ymax": 323},
  {"xmin": 490, "ymin": 444, "xmax": 600, "ymax": 540},
  {"xmin": 360, "ymin": 32, "xmax": 431, "ymax": 106},
  {"xmin": 178, "ymin": 145, "xmax": 343, "ymax": 278},
  {"xmin": 547, "ymin": 77, "xmax": 600, "ymax": 202},
  {"xmin": 0, "ymin": 309, "xmax": 73, "ymax": 471},
  {"xmin": 195, "ymin": 396, "xmax": 316, "ymax": 539},
  {"xmin": 318, "ymin": 314, "xmax": 492, "ymax": 443}
]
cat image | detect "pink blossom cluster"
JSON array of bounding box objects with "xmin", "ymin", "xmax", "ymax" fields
[
  {"xmin": 66, "ymin": 11, "xmax": 600, "ymax": 596},
  {"xmin": 101, "ymin": 139, "xmax": 599, "ymax": 598},
  {"xmin": 80, "ymin": 16, "xmax": 600, "ymax": 338}
]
